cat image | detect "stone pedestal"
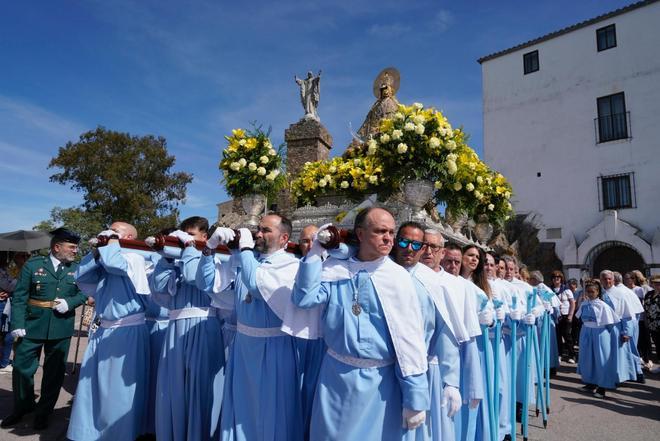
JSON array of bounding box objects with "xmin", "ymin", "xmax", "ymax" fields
[{"xmin": 278, "ymin": 119, "xmax": 333, "ymax": 215}]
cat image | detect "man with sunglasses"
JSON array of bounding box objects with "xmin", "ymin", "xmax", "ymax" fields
[
  {"xmin": 393, "ymin": 222, "xmax": 461, "ymax": 441},
  {"xmin": 293, "ymin": 207, "xmax": 429, "ymax": 440}
]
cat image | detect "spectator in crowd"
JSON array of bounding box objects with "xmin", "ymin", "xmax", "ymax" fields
[
  {"xmin": 643, "ymin": 275, "xmax": 660, "ymax": 373},
  {"xmin": 550, "ymin": 271, "xmax": 576, "ymax": 363}
]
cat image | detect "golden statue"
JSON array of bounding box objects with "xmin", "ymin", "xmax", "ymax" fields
[{"xmin": 356, "ymin": 67, "xmax": 401, "ymax": 140}]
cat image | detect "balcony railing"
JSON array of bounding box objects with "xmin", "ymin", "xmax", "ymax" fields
[{"xmin": 594, "ymin": 111, "xmax": 631, "ymax": 143}]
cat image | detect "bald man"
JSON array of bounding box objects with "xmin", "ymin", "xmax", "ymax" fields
[
  {"xmin": 299, "ymin": 225, "xmax": 319, "ymax": 257},
  {"xmin": 67, "ymin": 221, "xmax": 154, "ymax": 441}
]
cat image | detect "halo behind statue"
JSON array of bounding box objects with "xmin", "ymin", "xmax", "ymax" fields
[{"xmin": 372, "ymin": 67, "xmax": 400, "ymax": 99}]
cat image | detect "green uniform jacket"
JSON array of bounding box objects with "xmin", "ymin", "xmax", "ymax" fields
[{"xmin": 10, "ymin": 255, "xmax": 88, "ymax": 340}]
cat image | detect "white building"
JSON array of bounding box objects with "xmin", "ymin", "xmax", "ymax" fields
[{"xmin": 480, "ymin": 0, "xmax": 660, "ymax": 279}]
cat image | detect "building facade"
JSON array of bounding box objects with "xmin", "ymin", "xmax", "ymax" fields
[{"xmin": 480, "ymin": 0, "xmax": 660, "ymax": 279}]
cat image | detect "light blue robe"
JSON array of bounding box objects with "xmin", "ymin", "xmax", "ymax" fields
[
  {"xmin": 219, "ymin": 249, "xmax": 302, "ymax": 441},
  {"xmin": 410, "ymin": 268, "xmax": 460, "ymax": 441},
  {"xmin": 145, "ymin": 293, "xmax": 169, "ymax": 435},
  {"xmin": 576, "ymin": 301, "xmax": 620, "ymax": 389},
  {"xmin": 151, "ymin": 246, "xmax": 226, "ymax": 441},
  {"xmin": 67, "ymin": 243, "xmax": 150, "ymax": 441},
  {"xmin": 602, "ymin": 293, "xmax": 637, "ymax": 383},
  {"xmin": 293, "ymin": 257, "xmax": 429, "ymax": 441}
]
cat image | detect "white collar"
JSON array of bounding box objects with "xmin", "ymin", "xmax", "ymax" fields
[{"xmin": 49, "ymin": 253, "xmax": 61, "ymax": 270}]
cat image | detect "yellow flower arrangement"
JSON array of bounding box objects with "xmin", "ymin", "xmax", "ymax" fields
[{"xmin": 219, "ymin": 126, "xmax": 285, "ymax": 198}]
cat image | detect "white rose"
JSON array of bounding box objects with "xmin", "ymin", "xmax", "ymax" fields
[
  {"xmin": 447, "ymin": 129, "xmax": 454, "ymax": 138},
  {"xmin": 434, "ymin": 181, "xmax": 442, "ymax": 189},
  {"xmin": 404, "ymin": 122, "xmax": 416, "ymax": 132},
  {"xmin": 340, "ymin": 180, "xmax": 349, "ymax": 189},
  {"xmin": 353, "ymin": 159, "xmax": 361, "ymax": 166},
  {"xmin": 412, "ymin": 102, "xmax": 423, "ymax": 109},
  {"xmin": 324, "ymin": 174, "xmax": 332, "ymax": 181},
  {"xmin": 474, "ymin": 190, "xmax": 483, "ymax": 199},
  {"xmin": 439, "ymin": 127, "xmax": 448, "ymax": 137},
  {"xmin": 447, "ymin": 153, "xmax": 458, "ymax": 161},
  {"xmin": 397, "ymin": 143, "xmax": 408, "ymax": 154},
  {"xmin": 266, "ymin": 172, "xmax": 276, "ymax": 181},
  {"xmin": 319, "ymin": 178, "xmax": 327, "ymax": 187},
  {"xmin": 446, "ymin": 140, "xmax": 457, "ymax": 150},
  {"xmin": 415, "ymin": 124, "xmax": 425, "ymax": 135},
  {"xmin": 413, "ymin": 115, "xmax": 425, "ymax": 124},
  {"xmin": 257, "ymin": 167, "xmax": 267, "ymax": 176},
  {"xmin": 369, "ymin": 175, "xmax": 378, "ymax": 184},
  {"xmin": 506, "ymin": 202, "xmax": 512, "ymax": 210},
  {"xmin": 476, "ymin": 176, "xmax": 483, "ymax": 184},
  {"xmin": 505, "ymin": 191, "xmax": 511, "ymax": 198},
  {"xmin": 272, "ymin": 169, "xmax": 280, "ymax": 177},
  {"xmin": 380, "ymin": 133, "xmax": 390, "ymax": 143},
  {"xmin": 248, "ymin": 162, "xmax": 257, "ymax": 171},
  {"xmin": 488, "ymin": 204, "xmax": 495, "ymax": 211},
  {"xmin": 447, "ymin": 161, "xmax": 457, "ymax": 175},
  {"xmin": 264, "ymin": 140, "xmax": 272, "ymax": 148},
  {"xmin": 328, "ymin": 166, "xmax": 337, "ymax": 173},
  {"xmin": 259, "ymin": 156, "xmax": 269, "ymax": 164},
  {"xmin": 238, "ymin": 139, "xmax": 246, "ymax": 146},
  {"xmin": 367, "ymin": 145, "xmax": 377, "ymax": 155},
  {"xmin": 429, "ymin": 137, "xmax": 440, "ymax": 148},
  {"xmin": 238, "ymin": 158, "xmax": 247, "ymax": 167},
  {"xmin": 368, "ymin": 138, "xmax": 377, "ymax": 149},
  {"xmin": 230, "ymin": 162, "xmax": 240, "ymax": 171},
  {"xmin": 466, "ymin": 183, "xmax": 475, "ymax": 191},
  {"xmin": 394, "ymin": 112, "xmax": 404, "ymax": 120},
  {"xmin": 392, "ymin": 130, "xmax": 403, "ymax": 140},
  {"xmin": 268, "ymin": 148, "xmax": 277, "ymax": 156},
  {"xmin": 453, "ymin": 182, "xmax": 462, "ymax": 191}
]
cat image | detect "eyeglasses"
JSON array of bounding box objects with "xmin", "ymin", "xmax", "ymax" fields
[
  {"xmin": 397, "ymin": 238, "xmax": 425, "ymax": 251},
  {"xmin": 426, "ymin": 243, "xmax": 443, "ymax": 252}
]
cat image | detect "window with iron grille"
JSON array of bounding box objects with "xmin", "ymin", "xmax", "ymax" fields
[
  {"xmin": 597, "ymin": 24, "xmax": 617, "ymax": 51},
  {"xmin": 598, "ymin": 173, "xmax": 635, "ymax": 210},
  {"xmin": 596, "ymin": 92, "xmax": 629, "ymax": 143},
  {"xmin": 523, "ymin": 50, "xmax": 539, "ymax": 75}
]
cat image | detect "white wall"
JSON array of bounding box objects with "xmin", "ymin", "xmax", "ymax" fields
[{"xmin": 482, "ymin": 2, "xmax": 660, "ymax": 265}]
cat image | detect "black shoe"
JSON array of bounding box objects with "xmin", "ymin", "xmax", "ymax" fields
[
  {"xmin": 1, "ymin": 413, "xmax": 24, "ymax": 428},
  {"xmin": 515, "ymin": 402, "xmax": 522, "ymax": 423},
  {"xmin": 636, "ymin": 374, "xmax": 646, "ymax": 384},
  {"xmin": 581, "ymin": 384, "xmax": 596, "ymax": 392},
  {"xmin": 503, "ymin": 435, "xmax": 512, "ymax": 441},
  {"xmin": 550, "ymin": 368, "xmax": 557, "ymax": 377},
  {"xmin": 33, "ymin": 414, "xmax": 48, "ymax": 430}
]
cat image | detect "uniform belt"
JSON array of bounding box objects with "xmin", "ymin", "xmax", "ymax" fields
[
  {"xmin": 327, "ymin": 347, "xmax": 394, "ymax": 369},
  {"xmin": 28, "ymin": 299, "xmax": 56, "ymax": 308},
  {"xmin": 223, "ymin": 323, "xmax": 237, "ymax": 332},
  {"xmin": 169, "ymin": 307, "xmax": 216, "ymax": 320},
  {"xmin": 428, "ymin": 355, "xmax": 439, "ymax": 365},
  {"xmin": 237, "ymin": 322, "xmax": 286, "ymax": 338},
  {"xmin": 145, "ymin": 317, "xmax": 170, "ymax": 324},
  {"xmin": 581, "ymin": 321, "xmax": 604, "ymax": 329},
  {"xmin": 100, "ymin": 313, "xmax": 146, "ymax": 329}
]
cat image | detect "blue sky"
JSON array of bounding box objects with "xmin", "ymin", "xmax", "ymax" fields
[{"xmin": 0, "ymin": 0, "xmax": 632, "ymax": 232}]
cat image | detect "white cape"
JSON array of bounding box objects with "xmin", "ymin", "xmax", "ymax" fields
[
  {"xmin": 320, "ymin": 256, "xmax": 427, "ymax": 377},
  {"xmin": 409, "ymin": 263, "xmax": 459, "ymax": 341},
  {"xmin": 256, "ymin": 250, "xmax": 322, "ymax": 339},
  {"xmin": 576, "ymin": 298, "xmax": 620, "ymax": 326},
  {"xmin": 436, "ymin": 269, "xmax": 482, "ymax": 341}
]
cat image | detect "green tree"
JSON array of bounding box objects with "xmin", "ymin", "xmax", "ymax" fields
[{"xmin": 46, "ymin": 126, "xmax": 193, "ymax": 236}]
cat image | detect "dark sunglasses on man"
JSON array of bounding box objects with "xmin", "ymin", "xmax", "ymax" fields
[{"xmin": 396, "ymin": 238, "xmax": 426, "ymax": 252}]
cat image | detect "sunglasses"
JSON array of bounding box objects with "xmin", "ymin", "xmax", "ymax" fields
[{"xmin": 397, "ymin": 238, "xmax": 425, "ymax": 251}]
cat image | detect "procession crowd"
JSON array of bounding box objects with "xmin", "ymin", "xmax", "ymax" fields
[{"xmin": 0, "ymin": 207, "xmax": 657, "ymax": 441}]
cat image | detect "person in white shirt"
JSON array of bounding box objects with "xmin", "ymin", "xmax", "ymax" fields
[{"xmin": 550, "ymin": 271, "xmax": 575, "ymax": 363}]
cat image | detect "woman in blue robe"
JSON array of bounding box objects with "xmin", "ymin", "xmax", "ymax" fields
[{"xmin": 576, "ymin": 280, "xmax": 620, "ymax": 398}]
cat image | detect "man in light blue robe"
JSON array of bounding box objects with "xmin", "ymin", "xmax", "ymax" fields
[
  {"xmin": 395, "ymin": 222, "xmax": 461, "ymax": 441},
  {"xmin": 150, "ymin": 217, "xmax": 225, "ymax": 441},
  {"xmin": 439, "ymin": 244, "xmax": 484, "ymax": 441},
  {"xmin": 600, "ymin": 270, "xmax": 644, "ymax": 384},
  {"xmin": 144, "ymin": 277, "xmax": 169, "ymax": 437},
  {"xmin": 203, "ymin": 214, "xmax": 306, "ymax": 441},
  {"xmin": 67, "ymin": 222, "xmax": 151, "ymax": 441},
  {"xmin": 292, "ymin": 208, "xmax": 430, "ymax": 441}
]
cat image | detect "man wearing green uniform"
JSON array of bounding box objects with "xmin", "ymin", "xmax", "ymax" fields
[{"xmin": 1, "ymin": 228, "xmax": 88, "ymax": 430}]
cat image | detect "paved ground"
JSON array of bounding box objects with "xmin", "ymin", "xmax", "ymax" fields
[{"xmin": 0, "ymin": 314, "xmax": 658, "ymax": 440}]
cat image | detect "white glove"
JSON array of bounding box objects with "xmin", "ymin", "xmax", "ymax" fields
[
  {"xmin": 98, "ymin": 229, "xmax": 121, "ymax": 239},
  {"xmin": 543, "ymin": 301, "xmax": 552, "ymax": 312},
  {"xmin": 52, "ymin": 298, "xmax": 69, "ymax": 314},
  {"xmin": 441, "ymin": 385, "xmax": 462, "ymax": 418},
  {"xmin": 11, "ymin": 329, "xmax": 26, "ymax": 338},
  {"xmin": 315, "ymin": 223, "xmax": 334, "ymax": 245},
  {"xmin": 207, "ymin": 227, "xmax": 235, "ymax": 249},
  {"xmin": 495, "ymin": 307, "xmax": 506, "ymax": 322},
  {"xmin": 478, "ymin": 309, "xmax": 494, "ymax": 326},
  {"xmin": 169, "ymin": 230, "xmax": 195, "ymax": 246},
  {"xmin": 523, "ymin": 313, "xmax": 536, "ymax": 325},
  {"xmin": 469, "ymin": 399, "xmax": 481, "ymax": 409},
  {"xmin": 509, "ymin": 309, "xmax": 523, "ymax": 321},
  {"xmin": 238, "ymin": 228, "xmax": 255, "ymax": 250},
  {"xmin": 402, "ymin": 408, "xmax": 426, "ymax": 430}
]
